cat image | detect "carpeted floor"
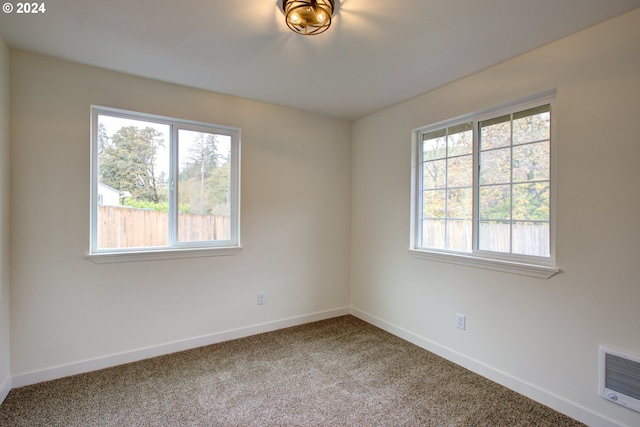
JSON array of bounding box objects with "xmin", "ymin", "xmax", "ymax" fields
[{"xmin": 0, "ymin": 315, "xmax": 585, "ymax": 426}]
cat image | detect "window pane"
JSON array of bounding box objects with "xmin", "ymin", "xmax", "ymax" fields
[
  {"xmin": 480, "ymin": 114, "xmax": 510, "ymax": 150},
  {"xmin": 513, "ymin": 141, "xmax": 549, "ymax": 182},
  {"xmin": 423, "ymin": 159, "xmax": 446, "ymax": 189},
  {"xmin": 447, "ymin": 188, "xmax": 472, "ymax": 219},
  {"xmin": 447, "ymin": 220, "xmax": 472, "ymax": 252},
  {"xmin": 479, "ymin": 185, "xmax": 511, "ymax": 220},
  {"xmin": 423, "ymin": 132, "xmax": 447, "ymax": 161},
  {"xmin": 479, "ymin": 148, "xmax": 510, "ymax": 185},
  {"xmin": 178, "ymin": 130, "xmax": 232, "ymax": 242},
  {"xmin": 512, "ymin": 182, "xmax": 549, "ymax": 221},
  {"xmin": 447, "ymin": 123, "xmax": 473, "ymax": 157},
  {"xmin": 478, "ymin": 221, "xmax": 510, "ymax": 252},
  {"xmin": 423, "ymin": 219, "xmax": 445, "ymax": 249},
  {"xmin": 512, "ymin": 222, "xmax": 550, "ymax": 257},
  {"xmin": 97, "ymin": 115, "xmax": 170, "ymax": 249},
  {"xmin": 448, "ymin": 155, "xmax": 472, "ymax": 187},
  {"xmin": 423, "ymin": 190, "xmax": 446, "ymax": 218},
  {"xmin": 513, "ymin": 105, "xmax": 550, "ymax": 145},
  {"xmin": 421, "ymin": 124, "xmax": 473, "ymax": 253}
]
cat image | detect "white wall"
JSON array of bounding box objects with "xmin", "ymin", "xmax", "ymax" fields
[
  {"xmin": 0, "ymin": 37, "xmax": 11, "ymax": 403},
  {"xmin": 9, "ymin": 51, "xmax": 351, "ymax": 381},
  {"xmin": 6, "ymin": 9, "xmax": 640, "ymax": 427},
  {"xmin": 351, "ymin": 9, "xmax": 640, "ymax": 427}
]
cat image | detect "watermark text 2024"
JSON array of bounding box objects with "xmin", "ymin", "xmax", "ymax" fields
[{"xmin": 2, "ymin": 3, "xmax": 47, "ymax": 14}]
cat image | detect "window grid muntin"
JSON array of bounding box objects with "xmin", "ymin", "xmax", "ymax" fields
[{"xmin": 478, "ymin": 112, "xmax": 514, "ymax": 254}]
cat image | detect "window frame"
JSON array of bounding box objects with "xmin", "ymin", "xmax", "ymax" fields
[
  {"xmin": 88, "ymin": 106, "xmax": 241, "ymax": 263},
  {"xmin": 410, "ymin": 92, "xmax": 558, "ymax": 278}
]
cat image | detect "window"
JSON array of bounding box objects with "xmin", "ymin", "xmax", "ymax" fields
[
  {"xmin": 410, "ymin": 93, "xmax": 558, "ymax": 278},
  {"xmin": 89, "ymin": 106, "xmax": 241, "ymax": 263}
]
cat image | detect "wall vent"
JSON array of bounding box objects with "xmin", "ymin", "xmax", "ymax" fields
[{"xmin": 599, "ymin": 346, "xmax": 640, "ymax": 413}]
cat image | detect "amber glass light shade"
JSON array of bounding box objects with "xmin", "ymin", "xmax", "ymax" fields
[{"xmin": 283, "ymin": 0, "xmax": 334, "ymax": 35}]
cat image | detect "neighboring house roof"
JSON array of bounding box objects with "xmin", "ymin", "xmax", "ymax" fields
[
  {"xmin": 98, "ymin": 182, "xmax": 131, "ymax": 205},
  {"xmin": 98, "ymin": 182, "xmax": 121, "ymax": 194}
]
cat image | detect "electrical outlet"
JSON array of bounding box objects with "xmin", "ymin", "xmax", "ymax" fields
[
  {"xmin": 258, "ymin": 292, "xmax": 266, "ymax": 305},
  {"xmin": 456, "ymin": 313, "xmax": 466, "ymax": 330}
]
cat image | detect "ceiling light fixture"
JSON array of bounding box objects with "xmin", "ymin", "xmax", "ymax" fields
[{"xmin": 282, "ymin": 0, "xmax": 335, "ymax": 36}]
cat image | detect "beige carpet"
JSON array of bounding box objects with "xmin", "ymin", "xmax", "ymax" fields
[{"xmin": 0, "ymin": 316, "xmax": 585, "ymax": 426}]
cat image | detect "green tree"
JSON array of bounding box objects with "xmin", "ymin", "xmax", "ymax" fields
[
  {"xmin": 179, "ymin": 133, "xmax": 229, "ymax": 215},
  {"xmin": 99, "ymin": 126, "xmax": 166, "ymax": 203},
  {"xmin": 97, "ymin": 122, "xmax": 109, "ymax": 156},
  {"xmin": 207, "ymin": 162, "xmax": 230, "ymax": 207}
]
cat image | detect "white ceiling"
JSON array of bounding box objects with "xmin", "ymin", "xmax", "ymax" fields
[{"xmin": 1, "ymin": 0, "xmax": 639, "ymax": 120}]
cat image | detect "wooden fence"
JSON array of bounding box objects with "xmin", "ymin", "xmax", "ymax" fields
[
  {"xmin": 423, "ymin": 221, "xmax": 549, "ymax": 256},
  {"xmin": 98, "ymin": 206, "xmax": 229, "ymax": 248}
]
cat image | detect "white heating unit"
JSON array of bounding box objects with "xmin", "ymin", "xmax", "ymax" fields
[{"xmin": 599, "ymin": 346, "xmax": 640, "ymax": 413}]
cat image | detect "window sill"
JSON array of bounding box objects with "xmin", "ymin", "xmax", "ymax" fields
[
  {"xmin": 409, "ymin": 249, "xmax": 559, "ymax": 279},
  {"xmin": 87, "ymin": 246, "xmax": 242, "ymax": 264}
]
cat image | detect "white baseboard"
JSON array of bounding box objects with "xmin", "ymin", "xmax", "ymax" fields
[
  {"xmin": 9, "ymin": 306, "xmax": 625, "ymax": 427},
  {"xmin": 12, "ymin": 307, "xmax": 350, "ymax": 388},
  {"xmin": 0, "ymin": 375, "xmax": 10, "ymax": 405},
  {"xmin": 349, "ymin": 307, "xmax": 623, "ymax": 427}
]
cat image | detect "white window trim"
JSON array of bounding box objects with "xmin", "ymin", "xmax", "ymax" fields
[
  {"xmin": 87, "ymin": 246, "xmax": 242, "ymax": 264},
  {"xmin": 408, "ymin": 249, "xmax": 558, "ymax": 279},
  {"xmin": 88, "ymin": 106, "xmax": 242, "ymax": 263},
  {"xmin": 409, "ymin": 91, "xmax": 559, "ymax": 278}
]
